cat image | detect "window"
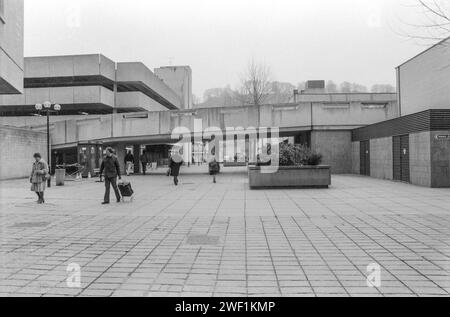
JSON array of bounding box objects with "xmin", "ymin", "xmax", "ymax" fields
[{"xmin": 0, "ymin": 0, "xmax": 5, "ymax": 24}]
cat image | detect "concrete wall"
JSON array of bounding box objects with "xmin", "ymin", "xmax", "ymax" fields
[
  {"xmin": 154, "ymin": 66, "xmax": 193, "ymax": 109},
  {"xmin": 117, "ymin": 62, "xmax": 181, "ymax": 109},
  {"xmin": 430, "ymin": 130, "xmax": 450, "ymax": 188},
  {"xmin": 351, "ymin": 142, "xmax": 360, "ymax": 174},
  {"xmin": 311, "ymin": 130, "xmax": 352, "ymax": 174},
  {"xmin": 1, "ymin": 102, "xmax": 396, "ymax": 149},
  {"xmin": 313, "ymin": 101, "xmax": 398, "ymax": 129},
  {"xmin": 297, "ymin": 92, "xmax": 397, "ymax": 103},
  {"xmin": 0, "ymin": 125, "xmax": 46, "ymax": 180},
  {"xmin": 25, "ymin": 54, "xmax": 115, "ymax": 80},
  {"xmin": 0, "ymin": 85, "xmax": 115, "ymax": 107},
  {"xmin": 410, "ymin": 131, "xmax": 432, "ymax": 187},
  {"xmin": 351, "ymin": 131, "xmax": 450, "ymax": 188},
  {"xmin": 116, "ymin": 91, "xmax": 169, "ymax": 112},
  {"xmin": 370, "ymin": 137, "xmax": 393, "ymax": 180},
  {"xmin": 1, "ymin": 54, "xmax": 184, "ymax": 112},
  {"xmin": 398, "ymin": 40, "xmax": 450, "ymax": 116},
  {"xmin": 0, "ymin": 0, "xmax": 24, "ymax": 94}
]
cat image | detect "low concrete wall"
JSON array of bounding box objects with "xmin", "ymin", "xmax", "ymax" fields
[
  {"xmin": 0, "ymin": 125, "xmax": 47, "ymax": 180},
  {"xmin": 248, "ymin": 166, "xmax": 331, "ymax": 189},
  {"xmin": 311, "ymin": 130, "xmax": 352, "ymax": 174},
  {"xmin": 370, "ymin": 137, "xmax": 393, "ymax": 180}
]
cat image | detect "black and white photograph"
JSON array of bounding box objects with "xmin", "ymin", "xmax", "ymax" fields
[{"xmin": 1, "ymin": 0, "xmax": 450, "ymax": 305}]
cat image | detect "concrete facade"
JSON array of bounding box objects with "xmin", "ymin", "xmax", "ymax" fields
[
  {"xmin": 154, "ymin": 66, "xmax": 193, "ymax": 109},
  {"xmin": 12, "ymin": 102, "xmax": 392, "ymax": 149},
  {"xmin": 0, "ymin": 54, "xmax": 183, "ymax": 115},
  {"xmin": 0, "ymin": 0, "xmax": 24, "ymax": 94},
  {"xmin": 0, "ymin": 99, "xmax": 401, "ymax": 175},
  {"xmin": 370, "ymin": 137, "xmax": 393, "ymax": 180},
  {"xmin": 311, "ymin": 130, "xmax": 352, "ymax": 174},
  {"xmin": 0, "ymin": 125, "xmax": 46, "ymax": 180},
  {"xmin": 397, "ymin": 38, "xmax": 450, "ymax": 116},
  {"xmin": 352, "ymin": 130, "xmax": 450, "ymax": 188}
]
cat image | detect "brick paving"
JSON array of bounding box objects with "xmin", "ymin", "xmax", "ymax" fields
[{"xmin": 1, "ymin": 167, "xmax": 450, "ymax": 297}]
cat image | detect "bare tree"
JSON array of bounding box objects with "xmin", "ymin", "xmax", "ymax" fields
[
  {"xmin": 401, "ymin": 0, "xmax": 450, "ymax": 44},
  {"xmin": 239, "ymin": 59, "xmax": 272, "ymax": 106}
]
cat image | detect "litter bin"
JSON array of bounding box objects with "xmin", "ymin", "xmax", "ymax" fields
[{"xmin": 55, "ymin": 169, "xmax": 65, "ymax": 186}]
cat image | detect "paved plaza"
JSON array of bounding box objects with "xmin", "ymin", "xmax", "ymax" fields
[{"xmin": 1, "ymin": 167, "xmax": 450, "ymax": 297}]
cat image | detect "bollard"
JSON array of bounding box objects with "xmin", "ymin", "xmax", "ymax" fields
[{"xmin": 55, "ymin": 168, "xmax": 66, "ymax": 186}]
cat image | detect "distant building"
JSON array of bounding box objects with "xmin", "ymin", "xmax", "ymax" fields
[
  {"xmin": 0, "ymin": 0, "xmax": 24, "ymax": 94},
  {"xmin": 302, "ymin": 80, "xmax": 326, "ymax": 94},
  {"xmin": 154, "ymin": 66, "xmax": 193, "ymax": 109}
]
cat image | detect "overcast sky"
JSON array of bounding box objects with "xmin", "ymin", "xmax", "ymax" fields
[{"xmin": 24, "ymin": 0, "xmax": 429, "ymax": 99}]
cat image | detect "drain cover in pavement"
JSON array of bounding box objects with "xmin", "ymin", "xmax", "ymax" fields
[
  {"xmin": 10, "ymin": 222, "xmax": 51, "ymax": 228},
  {"xmin": 187, "ymin": 235, "xmax": 220, "ymax": 246}
]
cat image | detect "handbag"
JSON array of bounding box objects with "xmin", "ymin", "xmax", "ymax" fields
[{"xmin": 42, "ymin": 171, "xmax": 51, "ymax": 181}]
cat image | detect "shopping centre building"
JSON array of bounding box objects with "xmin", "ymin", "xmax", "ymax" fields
[{"xmin": 0, "ymin": 0, "xmax": 448, "ymax": 187}]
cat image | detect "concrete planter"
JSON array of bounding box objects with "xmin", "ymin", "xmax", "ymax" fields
[{"xmin": 248, "ymin": 165, "xmax": 331, "ymax": 189}]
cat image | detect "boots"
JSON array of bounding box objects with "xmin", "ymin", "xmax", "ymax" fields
[{"xmin": 37, "ymin": 192, "xmax": 44, "ymax": 204}]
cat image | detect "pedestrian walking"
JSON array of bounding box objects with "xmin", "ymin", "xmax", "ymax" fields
[
  {"xmin": 100, "ymin": 147, "xmax": 122, "ymax": 204},
  {"xmin": 140, "ymin": 150, "xmax": 149, "ymax": 175},
  {"xmin": 30, "ymin": 153, "xmax": 49, "ymax": 204},
  {"xmin": 169, "ymin": 152, "xmax": 183, "ymax": 186},
  {"xmin": 209, "ymin": 158, "xmax": 220, "ymax": 183},
  {"xmin": 124, "ymin": 150, "xmax": 134, "ymax": 176}
]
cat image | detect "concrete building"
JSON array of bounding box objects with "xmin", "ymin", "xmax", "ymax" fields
[
  {"xmin": 352, "ymin": 110, "xmax": 450, "ymax": 188},
  {"xmin": 0, "ymin": 96, "xmax": 398, "ymax": 177},
  {"xmin": 0, "ymin": 0, "xmax": 24, "ymax": 94},
  {"xmin": 352, "ymin": 38, "xmax": 450, "ymax": 188},
  {"xmin": 0, "ymin": 54, "xmax": 185, "ymax": 116},
  {"xmin": 302, "ymin": 80, "xmax": 326, "ymax": 94},
  {"xmin": 154, "ymin": 66, "xmax": 193, "ymax": 109}
]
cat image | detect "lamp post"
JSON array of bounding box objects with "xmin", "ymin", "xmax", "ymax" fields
[{"xmin": 35, "ymin": 102, "xmax": 61, "ymax": 188}]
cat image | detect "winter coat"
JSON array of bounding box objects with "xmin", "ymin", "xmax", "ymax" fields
[{"xmin": 169, "ymin": 158, "xmax": 182, "ymax": 177}]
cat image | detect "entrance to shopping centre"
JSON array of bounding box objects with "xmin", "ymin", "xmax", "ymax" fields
[
  {"xmin": 360, "ymin": 140, "xmax": 370, "ymax": 176},
  {"xmin": 393, "ymin": 135, "xmax": 410, "ymax": 183}
]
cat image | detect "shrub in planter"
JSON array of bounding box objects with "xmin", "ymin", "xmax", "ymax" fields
[{"xmin": 279, "ymin": 143, "xmax": 322, "ymax": 167}]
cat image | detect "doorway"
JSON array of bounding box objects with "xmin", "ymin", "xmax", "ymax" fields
[
  {"xmin": 360, "ymin": 140, "xmax": 370, "ymax": 176},
  {"xmin": 393, "ymin": 135, "xmax": 410, "ymax": 183}
]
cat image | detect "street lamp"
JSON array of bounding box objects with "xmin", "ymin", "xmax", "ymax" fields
[{"xmin": 35, "ymin": 102, "xmax": 62, "ymax": 188}]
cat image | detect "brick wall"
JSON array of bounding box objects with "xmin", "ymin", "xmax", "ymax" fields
[{"xmin": 0, "ymin": 125, "xmax": 46, "ymax": 180}]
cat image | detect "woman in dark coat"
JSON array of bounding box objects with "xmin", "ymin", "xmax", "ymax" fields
[
  {"xmin": 209, "ymin": 158, "xmax": 220, "ymax": 183},
  {"xmin": 169, "ymin": 155, "xmax": 183, "ymax": 186}
]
